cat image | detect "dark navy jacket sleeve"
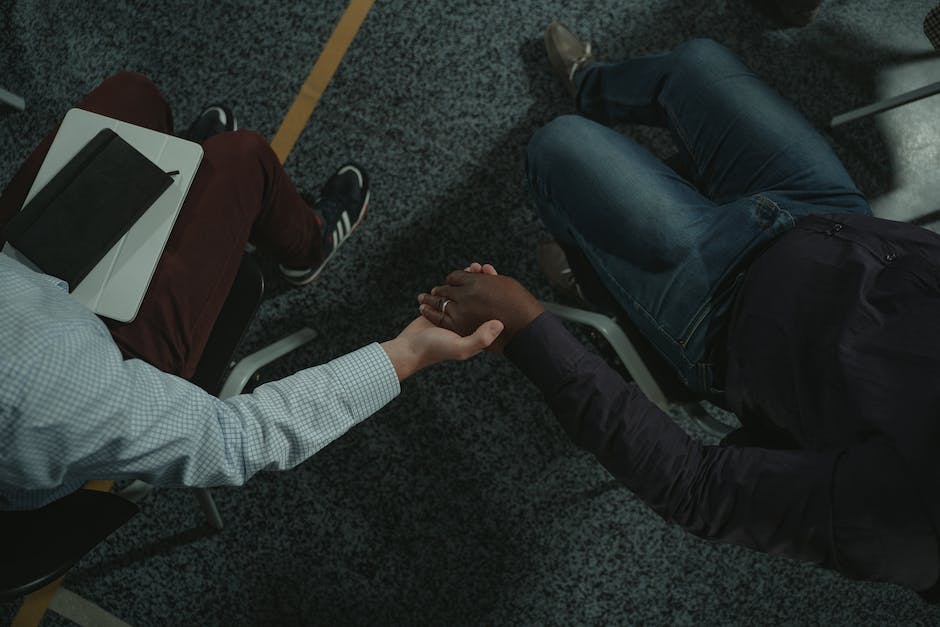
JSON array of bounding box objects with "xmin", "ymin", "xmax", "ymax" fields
[{"xmin": 505, "ymin": 312, "xmax": 939, "ymax": 590}]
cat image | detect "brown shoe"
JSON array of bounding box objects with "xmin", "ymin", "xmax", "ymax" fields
[
  {"xmin": 537, "ymin": 240, "xmax": 589, "ymax": 306},
  {"xmin": 544, "ymin": 21, "xmax": 596, "ymax": 99}
]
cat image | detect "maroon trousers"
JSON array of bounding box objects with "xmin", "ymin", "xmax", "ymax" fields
[{"xmin": 0, "ymin": 73, "xmax": 324, "ymax": 379}]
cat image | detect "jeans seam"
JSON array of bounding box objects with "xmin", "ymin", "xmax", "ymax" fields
[
  {"xmin": 546, "ymin": 195, "xmax": 690, "ymax": 363},
  {"xmin": 660, "ymin": 70, "xmax": 764, "ymax": 189},
  {"xmin": 593, "ymin": 260, "xmax": 701, "ymax": 373},
  {"xmin": 573, "ymin": 226, "xmax": 720, "ymax": 374},
  {"xmin": 589, "ymin": 249, "xmax": 683, "ymax": 347},
  {"xmin": 665, "ymin": 105, "xmax": 698, "ymax": 177},
  {"xmin": 680, "ymin": 199, "xmax": 794, "ymax": 369}
]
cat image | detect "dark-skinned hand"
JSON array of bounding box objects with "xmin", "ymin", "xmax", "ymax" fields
[{"xmin": 417, "ymin": 262, "xmax": 545, "ymax": 352}]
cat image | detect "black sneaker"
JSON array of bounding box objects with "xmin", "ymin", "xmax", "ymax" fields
[
  {"xmin": 181, "ymin": 104, "xmax": 237, "ymax": 144},
  {"xmin": 279, "ymin": 163, "xmax": 370, "ymax": 286}
]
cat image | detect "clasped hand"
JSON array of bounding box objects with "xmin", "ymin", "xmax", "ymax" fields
[
  {"xmin": 418, "ymin": 262, "xmax": 545, "ymax": 352},
  {"xmin": 383, "ymin": 262, "xmax": 543, "ymax": 381}
]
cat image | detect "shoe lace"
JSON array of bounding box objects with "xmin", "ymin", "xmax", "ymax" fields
[{"xmin": 568, "ymin": 42, "xmax": 593, "ymax": 82}]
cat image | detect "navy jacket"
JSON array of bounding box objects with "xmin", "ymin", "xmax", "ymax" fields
[{"xmin": 507, "ymin": 213, "xmax": 940, "ymax": 593}]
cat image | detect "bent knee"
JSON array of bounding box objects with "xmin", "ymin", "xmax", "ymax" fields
[
  {"xmin": 531, "ymin": 114, "xmax": 594, "ymax": 146},
  {"xmin": 675, "ymin": 37, "xmax": 727, "ymax": 58},
  {"xmin": 527, "ymin": 115, "xmax": 596, "ymax": 174},
  {"xmin": 672, "ymin": 38, "xmax": 748, "ymax": 78},
  {"xmin": 99, "ymin": 72, "xmax": 164, "ymax": 102},
  {"xmin": 204, "ymin": 129, "xmax": 272, "ymax": 165}
]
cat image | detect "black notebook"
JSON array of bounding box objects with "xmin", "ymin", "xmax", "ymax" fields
[{"xmin": 5, "ymin": 129, "xmax": 173, "ymax": 290}]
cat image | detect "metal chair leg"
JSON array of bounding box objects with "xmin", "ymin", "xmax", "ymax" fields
[
  {"xmin": 830, "ymin": 80, "xmax": 940, "ymax": 126},
  {"xmin": 540, "ymin": 301, "xmax": 670, "ymax": 411},
  {"xmin": 194, "ymin": 488, "xmax": 223, "ymax": 531},
  {"xmin": 190, "ymin": 327, "xmax": 317, "ymax": 531},
  {"xmin": 218, "ymin": 328, "xmax": 317, "ymax": 400},
  {"xmin": 540, "ymin": 301, "xmax": 733, "ymax": 439},
  {"xmin": 0, "ymin": 87, "xmax": 25, "ymax": 111},
  {"xmin": 116, "ymin": 479, "xmax": 154, "ymax": 503},
  {"xmin": 684, "ymin": 401, "xmax": 734, "ymax": 439},
  {"xmin": 47, "ymin": 587, "xmax": 131, "ymax": 627}
]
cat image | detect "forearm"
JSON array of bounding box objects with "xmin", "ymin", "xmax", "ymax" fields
[
  {"xmin": 3, "ymin": 338, "xmax": 399, "ymax": 497},
  {"xmin": 506, "ymin": 313, "xmax": 837, "ymax": 564},
  {"xmin": 200, "ymin": 342, "xmax": 400, "ymax": 484},
  {"xmin": 380, "ymin": 337, "xmax": 421, "ymax": 381}
]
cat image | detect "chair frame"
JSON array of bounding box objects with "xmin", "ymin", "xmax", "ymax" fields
[
  {"xmin": 0, "ymin": 87, "xmax": 25, "ymax": 111},
  {"xmin": 540, "ymin": 301, "xmax": 734, "ymax": 439}
]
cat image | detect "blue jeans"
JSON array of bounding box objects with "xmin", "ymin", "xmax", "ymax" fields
[{"xmin": 526, "ymin": 38, "xmax": 871, "ymax": 394}]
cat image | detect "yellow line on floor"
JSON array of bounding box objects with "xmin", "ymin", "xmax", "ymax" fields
[
  {"xmin": 271, "ymin": 0, "xmax": 375, "ymax": 163},
  {"xmin": 12, "ymin": 579, "xmax": 62, "ymax": 627}
]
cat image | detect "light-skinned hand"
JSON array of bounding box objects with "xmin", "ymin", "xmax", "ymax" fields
[
  {"xmin": 463, "ymin": 261, "xmax": 498, "ymax": 275},
  {"xmin": 380, "ymin": 314, "xmax": 503, "ymax": 381}
]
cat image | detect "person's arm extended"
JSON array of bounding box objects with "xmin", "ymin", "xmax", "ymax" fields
[
  {"xmin": 418, "ymin": 268, "xmax": 938, "ymax": 589},
  {"xmin": 505, "ymin": 313, "xmax": 834, "ymax": 554},
  {"xmin": 1, "ymin": 314, "xmax": 501, "ymax": 501},
  {"xmin": 506, "ymin": 313, "xmax": 938, "ymax": 589}
]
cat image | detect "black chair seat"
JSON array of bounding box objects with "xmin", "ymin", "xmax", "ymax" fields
[{"xmin": 0, "ymin": 489, "xmax": 137, "ymax": 601}]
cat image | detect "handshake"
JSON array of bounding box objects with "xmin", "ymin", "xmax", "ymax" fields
[{"xmin": 380, "ymin": 262, "xmax": 546, "ymax": 381}]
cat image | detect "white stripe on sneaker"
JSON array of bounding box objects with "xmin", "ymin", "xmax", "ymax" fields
[
  {"xmin": 341, "ymin": 212, "xmax": 352, "ymax": 237},
  {"xmin": 337, "ymin": 165, "xmax": 363, "ymax": 186}
]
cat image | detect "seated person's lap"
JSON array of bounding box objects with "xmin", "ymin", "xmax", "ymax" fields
[
  {"xmin": 527, "ymin": 41, "xmax": 872, "ymax": 391},
  {"xmin": 0, "ymin": 74, "xmax": 261, "ymax": 378}
]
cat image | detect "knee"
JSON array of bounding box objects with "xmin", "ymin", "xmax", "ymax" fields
[
  {"xmin": 527, "ymin": 115, "xmax": 595, "ymax": 183},
  {"xmin": 97, "ymin": 72, "xmax": 165, "ymax": 104},
  {"xmin": 204, "ymin": 130, "xmax": 272, "ymax": 166},
  {"xmin": 672, "ymin": 38, "xmax": 743, "ymax": 77},
  {"xmin": 676, "ymin": 37, "xmax": 726, "ymax": 56},
  {"xmin": 530, "ymin": 115, "xmax": 590, "ymax": 149}
]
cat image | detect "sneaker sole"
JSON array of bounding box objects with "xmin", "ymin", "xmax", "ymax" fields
[{"xmin": 280, "ymin": 187, "xmax": 370, "ymax": 286}]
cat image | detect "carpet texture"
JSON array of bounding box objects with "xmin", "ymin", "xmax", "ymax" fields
[{"xmin": 3, "ymin": 0, "xmax": 940, "ymax": 624}]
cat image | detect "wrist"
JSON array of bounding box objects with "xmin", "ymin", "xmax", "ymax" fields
[
  {"xmin": 506, "ymin": 301, "xmax": 545, "ymax": 342},
  {"xmin": 380, "ymin": 336, "xmax": 422, "ymax": 382}
]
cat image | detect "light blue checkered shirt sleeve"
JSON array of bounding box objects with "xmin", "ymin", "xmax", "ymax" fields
[{"xmin": 0, "ymin": 255, "xmax": 400, "ymax": 510}]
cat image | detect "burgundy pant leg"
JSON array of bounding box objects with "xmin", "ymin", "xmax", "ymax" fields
[
  {"xmin": 108, "ymin": 130, "xmax": 324, "ymax": 378},
  {"xmin": 0, "ymin": 74, "xmax": 324, "ymax": 379}
]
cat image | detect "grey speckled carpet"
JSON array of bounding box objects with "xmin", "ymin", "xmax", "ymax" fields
[{"xmin": 3, "ymin": 0, "xmax": 940, "ymax": 624}]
